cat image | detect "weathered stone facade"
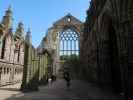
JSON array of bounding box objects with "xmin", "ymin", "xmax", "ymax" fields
[
  {"xmin": 0, "ymin": 6, "xmax": 24, "ymax": 86},
  {"xmin": 39, "ymin": 14, "xmax": 83, "ymax": 76},
  {"xmin": 21, "ymin": 29, "xmax": 53, "ymax": 91},
  {"xmin": 21, "ymin": 29, "xmax": 39, "ymax": 91},
  {"xmin": 81, "ymin": 0, "xmax": 133, "ymax": 99}
]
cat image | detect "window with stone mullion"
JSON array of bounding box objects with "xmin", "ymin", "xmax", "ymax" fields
[{"xmin": 59, "ymin": 29, "xmax": 79, "ymax": 58}]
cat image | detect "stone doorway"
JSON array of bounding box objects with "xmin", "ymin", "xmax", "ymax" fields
[{"xmin": 108, "ymin": 19, "xmax": 122, "ymax": 93}]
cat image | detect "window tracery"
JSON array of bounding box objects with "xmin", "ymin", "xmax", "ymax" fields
[{"xmin": 59, "ymin": 29, "xmax": 79, "ymax": 59}]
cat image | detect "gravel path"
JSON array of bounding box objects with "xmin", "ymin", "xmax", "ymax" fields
[{"xmin": 0, "ymin": 79, "xmax": 124, "ymax": 100}]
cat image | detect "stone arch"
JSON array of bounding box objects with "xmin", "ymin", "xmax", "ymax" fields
[
  {"xmin": 61, "ymin": 25, "xmax": 81, "ymax": 35},
  {"xmin": 40, "ymin": 14, "xmax": 83, "ymax": 76},
  {"xmin": 100, "ymin": 1, "xmax": 133, "ymax": 94},
  {"xmin": 59, "ymin": 25, "xmax": 80, "ymax": 56},
  {"xmin": 42, "ymin": 49, "xmax": 53, "ymax": 73},
  {"xmin": 99, "ymin": 11, "xmax": 123, "ymax": 93},
  {"xmin": 42, "ymin": 49, "xmax": 52, "ymax": 59},
  {"xmin": 16, "ymin": 41, "xmax": 24, "ymax": 62},
  {"xmin": 1, "ymin": 36, "xmax": 6, "ymax": 59}
]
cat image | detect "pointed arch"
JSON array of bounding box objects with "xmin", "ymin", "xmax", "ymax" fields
[
  {"xmin": 1, "ymin": 36, "xmax": 6, "ymax": 59},
  {"xmin": 99, "ymin": 11, "xmax": 123, "ymax": 92}
]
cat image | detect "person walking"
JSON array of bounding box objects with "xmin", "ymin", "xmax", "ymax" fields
[
  {"xmin": 48, "ymin": 77, "xmax": 52, "ymax": 88},
  {"xmin": 63, "ymin": 71, "xmax": 71, "ymax": 90}
]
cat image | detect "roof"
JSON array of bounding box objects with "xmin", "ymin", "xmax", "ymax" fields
[{"xmin": 53, "ymin": 13, "xmax": 83, "ymax": 26}]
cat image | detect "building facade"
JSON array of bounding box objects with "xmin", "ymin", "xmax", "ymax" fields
[
  {"xmin": 39, "ymin": 14, "xmax": 83, "ymax": 76},
  {"xmin": 0, "ymin": 6, "xmax": 24, "ymax": 86},
  {"xmin": 80, "ymin": 0, "xmax": 133, "ymax": 99}
]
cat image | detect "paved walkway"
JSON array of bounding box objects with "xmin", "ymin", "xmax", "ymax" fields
[{"xmin": 0, "ymin": 79, "xmax": 124, "ymax": 100}]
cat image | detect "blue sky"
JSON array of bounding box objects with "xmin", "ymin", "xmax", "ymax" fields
[{"xmin": 0, "ymin": 0, "xmax": 90, "ymax": 47}]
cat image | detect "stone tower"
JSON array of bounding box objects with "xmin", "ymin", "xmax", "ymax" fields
[
  {"xmin": 14, "ymin": 22, "xmax": 24, "ymax": 40},
  {"xmin": 1, "ymin": 5, "xmax": 13, "ymax": 29},
  {"xmin": 21, "ymin": 28, "xmax": 32, "ymax": 91}
]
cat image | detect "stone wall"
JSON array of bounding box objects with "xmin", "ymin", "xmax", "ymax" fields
[
  {"xmin": 0, "ymin": 6, "xmax": 24, "ymax": 86},
  {"xmin": 40, "ymin": 14, "xmax": 83, "ymax": 76},
  {"xmin": 81, "ymin": 0, "xmax": 133, "ymax": 99}
]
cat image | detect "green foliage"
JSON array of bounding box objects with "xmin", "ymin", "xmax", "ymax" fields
[
  {"xmin": 62, "ymin": 54, "xmax": 81, "ymax": 78},
  {"xmin": 61, "ymin": 54, "xmax": 97, "ymax": 82},
  {"xmin": 60, "ymin": 54, "xmax": 78, "ymax": 60}
]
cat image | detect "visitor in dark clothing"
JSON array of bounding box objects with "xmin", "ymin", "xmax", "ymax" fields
[{"xmin": 63, "ymin": 71, "xmax": 71, "ymax": 89}]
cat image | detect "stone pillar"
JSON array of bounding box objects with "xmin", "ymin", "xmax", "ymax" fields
[{"xmin": 21, "ymin": 29, "xmax": 39, "ymax": 92}]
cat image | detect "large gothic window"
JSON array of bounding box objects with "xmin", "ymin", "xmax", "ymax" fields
[{"xmin": 59, "ymin": 29, "xmax": 79, "ymax": 59}]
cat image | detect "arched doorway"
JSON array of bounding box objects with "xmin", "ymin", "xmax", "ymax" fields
[
  {"xmin": 99, "ymin": 13, "xmax": 123, "ymax": 93},
  {"xmin": 108, "ymin": 19, "xmax": 122, "ymax": 93},
  {"xmin": 38, "ymin": 50, "xmax": 53, "ymax": 83}
]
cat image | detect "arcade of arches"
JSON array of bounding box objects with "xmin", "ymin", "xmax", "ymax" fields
[{"xmin": 0, "ymin": 0, "xmax": 133, "ymax": 99}]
